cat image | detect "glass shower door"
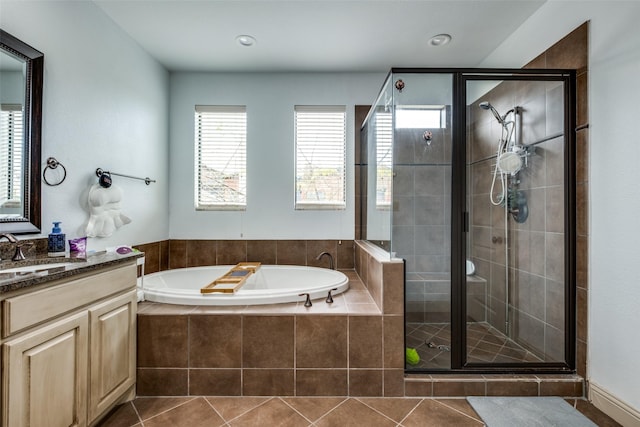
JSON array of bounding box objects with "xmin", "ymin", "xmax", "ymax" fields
[
  {"xmin": 465, "ymin": 77, "xmax": 569, "ymax": 366},
  {"xmin": 392, "ymin": 73, "xmax": 454, "ymax": 371}
]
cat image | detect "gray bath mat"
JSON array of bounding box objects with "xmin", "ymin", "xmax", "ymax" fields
[{"xmin": 466, "ymin": 397, "xmax": 597, "ymax": 427}]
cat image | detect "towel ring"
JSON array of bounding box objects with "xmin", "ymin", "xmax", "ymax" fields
[{"xmin": 43, "ymin": 157, "xmax": 67, "ymax": 186}]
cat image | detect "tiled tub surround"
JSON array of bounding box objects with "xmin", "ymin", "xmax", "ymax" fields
[
  {"xmin": 136, "ymin": 240, "xmax": 406, "ymax": 397},
  {"xmin": 135, "ymin": 240, "xmax": 583, "ymax": 398},
  {"xmin": 136, "ymin": 271, "xmax": 407, "ymax": 397}
]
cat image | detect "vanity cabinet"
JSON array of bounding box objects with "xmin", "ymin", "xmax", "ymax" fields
[
  {"xmin": 88, "ymin": 290, "xmax": 136, "ymax": 421},
  {"xmin": 0, "ymin": 262, "xmax": 137, "ymax": 427},
  {"xmin": 3, "ymin": 311, "xmax": 89, "ymax": 427}
]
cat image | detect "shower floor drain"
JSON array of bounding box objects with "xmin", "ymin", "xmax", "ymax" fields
[{"xmin": 426, "ymin": 341, "xmax": 451, "ymax": 352}]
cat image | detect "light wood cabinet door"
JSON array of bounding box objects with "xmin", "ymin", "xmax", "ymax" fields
[
  {"xmin": 2, "ymin": 311, "xmax": 88, "ymax": 427},
  {"xmin": 88, "ymin": 290, "xmax": 136, "ymax": 422}
]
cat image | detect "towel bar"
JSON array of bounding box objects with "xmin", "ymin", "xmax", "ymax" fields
[{"xmin": 95, "ymin": 168, "xmax": 156, "ymax": 186}]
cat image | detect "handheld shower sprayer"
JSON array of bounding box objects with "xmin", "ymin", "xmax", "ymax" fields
[
  {"xmin": 479, "ymin": 100, "xmax": 523, "ymax": 207},
  {"xmin": 479, "ymin": 101, "xmax": 515, "ymax": 126},
  {"xmin": 479, "ymin": 101, "xmax": 504, "ymax": 124}
]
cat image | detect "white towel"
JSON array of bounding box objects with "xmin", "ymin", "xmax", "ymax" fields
[{"xmin": 85, "ymin": 183, "xmax": 131, "ymax": 237}]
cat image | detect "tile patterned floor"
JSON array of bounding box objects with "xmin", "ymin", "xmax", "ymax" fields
[
  {"xmin": 98, "ymin": 396, "xmax": 621, "ymax": 427},
  {"xmin": 406, "ymin": 322, "xmax": 543, "ymax": 370}
]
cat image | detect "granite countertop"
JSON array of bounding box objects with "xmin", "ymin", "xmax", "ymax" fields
[{"xmin": 0, "ymin": 251, "xmax": 143, "ymax": 294}]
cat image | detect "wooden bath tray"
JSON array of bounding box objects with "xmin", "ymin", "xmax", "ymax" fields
[{"xmin": 200, "ymin": 262, "xmax": 261, "ymax": 294}]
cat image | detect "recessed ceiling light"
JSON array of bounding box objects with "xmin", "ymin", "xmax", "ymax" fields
[
  {"xmin": 429, "ymin": 34, "xmax": 452, "ymax": 47},
  {"xmin": 236, "ymin": 35, "xmax": 256, "ymax": 47}
]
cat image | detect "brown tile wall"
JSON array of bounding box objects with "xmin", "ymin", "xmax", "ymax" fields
[
  {"xmin": 393, "ymin": 127, "xmax": 452, "ymax": 274},
  {"xmin": 465, "ymin": 22, "xmax": 588, "ymax": 365},
  {"xmin": 404, "ymin": 374, "xmax": 583, "ymax": 398},
  {"xmin": 134, "ymin": 239, "xmax": 355, "ymax": 275},
  {"xmin": 136, "ymin": 312, "xmax": 404, "ymax": 397},
  {"xmin": 523, "ymin": 21, "xmax": 589, "ymax": 376}
]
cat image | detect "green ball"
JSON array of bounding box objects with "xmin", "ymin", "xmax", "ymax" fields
[{"xmin": 406, "ymin": 347, "xmax": 420, "ymax": 365}]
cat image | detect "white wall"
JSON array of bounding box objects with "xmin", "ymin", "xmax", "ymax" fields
[
  {"xmin": 169, "ymin": 72, "xmax": 384, "ymax": 239},
  {"xmin": 0, "ymin": 0, "xmax": 170, "ymax": 250},
  {"xmin": 482, "ymin": 0, "xmax": 640, "ymax": 417}
]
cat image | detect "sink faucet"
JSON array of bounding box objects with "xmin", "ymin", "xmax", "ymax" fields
[
  {"xmin": 0, "ymin": 233, "xmax": 31, "ymax": 261},
  {"xmin": 315, "ymin": 251, "xmax": 334, "ymax": 270},
  {"xmin": 0, "ymin": 233, "xmax": 18, "ymax": 244}
]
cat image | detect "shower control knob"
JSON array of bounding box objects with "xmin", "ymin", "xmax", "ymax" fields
[{"xmin": 492, "ymin": 236, "xmax": 503, "ymax": 244}]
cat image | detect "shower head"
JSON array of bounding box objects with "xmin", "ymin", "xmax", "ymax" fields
[{"xmin": 479, "ymin": 101, "xmax": 505, "ymax": 125}]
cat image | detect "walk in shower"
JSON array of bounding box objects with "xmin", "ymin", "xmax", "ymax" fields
[{"xmin": 360, "ymin": 69, "xmax": 575, "ymax": 372}]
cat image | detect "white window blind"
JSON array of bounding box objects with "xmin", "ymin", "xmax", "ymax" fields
[
  {"xmin": 194, "ymin": 105, "xmax": 247, "ymax": 210},
  {"xmin": 375, "ymin": 111, "xmax": 392, "ymax": 208},
  {"xmin": 0, "ymin": 104, "xmax": 23, "ymax": 207},
  {"xmin": 295, "ymin": 105, "xmax": 346, "ymax": 209}
]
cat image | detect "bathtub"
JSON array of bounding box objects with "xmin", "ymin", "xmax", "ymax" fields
[{"xmin": 141, "ymin": 265, "xmax": 349, "ymax": 306}]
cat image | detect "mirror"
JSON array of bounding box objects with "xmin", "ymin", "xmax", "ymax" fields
[{"xmin": 0, "ymin": 30, "xmax": 43, "ymax": 234}]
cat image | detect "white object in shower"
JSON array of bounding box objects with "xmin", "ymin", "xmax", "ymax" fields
[
  {"xmin": 466, "ymin": 259, "xmax": 476, "ymax": 276},
  {"xmin": 142, "ymin": 265, "xmax": 349, "ymax": 306},
  {"xmin": 85, "ymin": 183, "xmax": 131, "ymax": 237}
]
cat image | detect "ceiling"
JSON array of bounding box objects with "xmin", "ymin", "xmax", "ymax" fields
[{"xmin": 93, "ymin": 0, "xmax": 547, "ymax": 73}]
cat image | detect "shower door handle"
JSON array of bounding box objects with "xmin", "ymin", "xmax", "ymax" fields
[{"xmin": 463, "ymin": 211, "xmax": 469, "ymax": 233}]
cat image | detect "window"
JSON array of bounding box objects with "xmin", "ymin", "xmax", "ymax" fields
[
  {"xmin": 0, "ymin": 104, "xmax": 23, "ymax": 208},
  {"xmin": 375, "ymin": 111, "xmax": 392, "ymax": 209},
  {"xmin": 295, "ymin": 105, "xmax": 346, "ymax": 209},
  {"xmin": 395, "ymin": 105, "xmax": 446, "ymax": 128},
  {"xmin": 194, "ymin": 105, "xmax": 247, "ymax": 210}
]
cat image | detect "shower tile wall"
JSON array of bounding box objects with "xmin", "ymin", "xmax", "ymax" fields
[
  {"xmin": 394, "ymin": 126, "xmax": 452, "ymax": 326},
  {"xmin": 393, "ymin": 127, "xmax": 451, "ymax": 274},
  {"xmin": 468, "ymin": 79, "xmax": 567, "ymax": 361}
]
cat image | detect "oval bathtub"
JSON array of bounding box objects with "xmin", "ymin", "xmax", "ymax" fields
[{"xmin": 142, "ymin": 265, "xmax": 349, "ymax": 306}]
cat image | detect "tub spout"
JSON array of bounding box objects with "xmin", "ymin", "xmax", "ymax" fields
[{"xmin": 315, "ymin": 251, "xmax": 334, "ymax": 270}]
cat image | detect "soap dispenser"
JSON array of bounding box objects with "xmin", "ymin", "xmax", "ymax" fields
[{"xmin": 48, "ymin": 221, "xmax": 66, "ymax": 257}]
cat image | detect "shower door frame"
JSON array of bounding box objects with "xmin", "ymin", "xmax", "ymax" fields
[{"xmin": 393, "ymin": 68, "xmax": 577, "ymax": 374}]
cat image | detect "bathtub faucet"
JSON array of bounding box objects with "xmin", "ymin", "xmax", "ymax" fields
[{"xmin": 315, "ymin": 252, "xmax": 334, "ymax": 270}]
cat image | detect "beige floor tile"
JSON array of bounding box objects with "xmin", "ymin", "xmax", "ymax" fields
[
  {"xmin": 143, "ymin": 398, "xmax": 225, "ymax": 427},
  {"xmin": 315, "ymin": 399, "xmax": 396, "ymax": 427},
  {"xmin": 228, "ymin": 398, "xmax": 311, "ymax": 427},
  {"xmin": 357, "ymin": 397, "xmax": 422, "ymax": 423},
  {"xmin": 400, "ymin": 399, "xmax": 483, "ymax": 426},
  {"xmin": 281, "ymin": 397, "xmax": 346, "ymax": 422},
  {"xmin": 205, "ymin": 396, "xmax": 270, "ymax": 421}
]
